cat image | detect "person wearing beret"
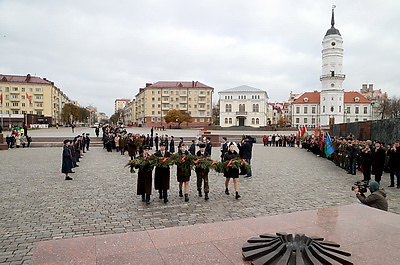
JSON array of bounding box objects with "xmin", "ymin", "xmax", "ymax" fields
[
  {"xmin": 61, "ymin": 140, "xmax": 73, "ymax": 180},
  {"xmin": 195, "ymin": 143, "xmax": 210, "ymax": 200},
  {"xmin": 154, "ymin": 142, "xmax": 171, "ymax": 203},
  {"xmin": 136, "ymin": 145, "xmax": 153, "ymax": 204},
  {"xmin": 223, "ymin": 143, "xmax": 241, "ymax": 199},
  {"xmin": 177, "ymin": 144, "xmax": 192, "ymax": 202}
]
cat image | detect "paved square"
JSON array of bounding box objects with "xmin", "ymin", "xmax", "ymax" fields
[{"xmin": 1, "ymin": 141, "xmax": 399, "ymax": 264}]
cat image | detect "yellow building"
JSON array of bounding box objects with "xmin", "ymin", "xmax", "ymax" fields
[
  {"xmin": 0, "ymin": 74, "xmax": 73, "ymax": 125},
  {"xmin": 135, "ymin": 81, "xmax": 214, "ymax": 127}
]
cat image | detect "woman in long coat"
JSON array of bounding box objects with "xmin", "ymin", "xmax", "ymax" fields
[
  {"xmin": 127, "ymin": 134, "xmax": 136, "ymax": 159},
  {"xmin": 177, "ymin": 144, "xmax": 191, "ymax": 202},
  {"xmin": 136, "ymin": 145, "xmax": 153, "ymax": 204},
  {"xmin": 61, "ymin": 140, "xmax": 73, "ymax": 180},
  {"xmin": 223, "ymin": 143, "xmax": 241, "ymax": 199},
  {"xmin": 154, "ymin": 143, "xmax": 171, "ymax": 203}
]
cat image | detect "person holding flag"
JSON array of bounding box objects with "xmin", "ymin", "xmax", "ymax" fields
[{"xmin": 324, "ymin": 133, "xmax": 335, "ymax": 158}]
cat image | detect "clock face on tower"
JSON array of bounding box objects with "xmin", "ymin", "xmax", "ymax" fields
[{"xmin": 331, "ymin": 41, "xmax": 336, "ymax": 46}]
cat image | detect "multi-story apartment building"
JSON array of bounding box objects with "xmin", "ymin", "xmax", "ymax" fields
[
  {"xmin": 135, "ymin": 81, "xmax": 214, "ymax": 127},
  {"xmin": 121, "ymin": 99, "xmax": 136, "ymax": 126},
  {"xmin": 0, "ymin": 74, "xmax": 73, "ymax": 126},
  {"xmin": 114, "ymin": 99, "xmax": 131, "ymax": 114},
  {"xmin": 219, "ymin": 85, "xmax": 269, "ymax": 128}
]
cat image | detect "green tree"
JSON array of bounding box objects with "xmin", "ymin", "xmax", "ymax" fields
[
  {"xmin": 61, "ymin": 103, "xmax": 80, "ymax": 124},
  {"xmin": 78, "ymin": 107, "xmax": 90, "ymax": 122},
  {"xmin": 164, "ymin": 109, "xmax": 192, "ymax": 127},
  {"xmin": 110, "ymin": 109, "xmax": 122, "ymax": 124}
]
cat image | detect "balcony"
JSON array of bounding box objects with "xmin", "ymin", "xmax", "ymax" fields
[
  {"xmin": 235, "ymin": 111, "xmax": 248, "ymax": 115},
  {"xmin": 320, "ymin": 74, "xmax": 345, "ymax": 81}
]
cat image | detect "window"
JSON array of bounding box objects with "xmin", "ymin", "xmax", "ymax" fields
[
  {"xmin": 21, "ymin": 88, "xmax": 25, "ymax": 92},
  {"xmin": 256, "ymin": 118, "xmax": 259, "ymax": 124},
  {"xmin": 13, "ymin": 110, "xmax": 19, "ymax": 114},
  {"xmin": 182, "ymin": 90, "xmax": 187, "ymax": 94},
  {"xmin": 225, "ymin": 118, "xmax": 228, "ymax": 124},
  {"xmin": 152, "ymin": 97, "xmax": 155, "ymax": 101},
  {"xmin": 364, "ymin": 107, "xmax": 368, "ymax": 114},
  {"xmin": 330, "ymin": 106, "xmax": 334, "ymax": 112},
  {"xmin": 152, "ymin": 111, "xmax": 155, "ymax": 114},
  {"xmin": 5, "ymin": 87, "xmax": 9, "ymax": 92},
  {"xmin": 296, "ymin": 107, "xmax": 300, "ymax": 114},
  {"xmin": 304, "ymin": 118, "xmax": 308, "ymax": 123},
  {"xmin": 339, "ymin": 106, "xmax": 341, "ymax": 112},
  {"xmin": 312, "ymin": 107, "xmax": 316, "ymax": 114},
  {"xmin": 312, "ymin": 118, "xmax": 316, "ymax": 124},
  {"xmin": 355, "ymin": 118, "xmax": 359, "ymax": 122},
  {"xmin": 12, "ymin": 102, "xmax": 18, "ymax": 107},
  {"xmin": 5, "ymin": 102, "xmax": 9, "ymax": 106},
  {"xmin": 251, "ymin": 118, "xmax": 255, "ymax": 124},
  {"xmin": 200, "ymin": 118, "xmax": 204, "ymax": 122},
  {"xmin": 323, "ymin": 106, "xmax": 326, "ymax": 113},
  {"xmin": 296, "ymin": 118, "xmax": 300, "ymax": 123},
  {"xmin": 225, "ymin": 104, "xmax": 231, "ymax": 112},
  {"xmin": 152, "ymin": 91, "xmax": 155, "ymax": 94},
  {"xmin": 5, "ymin": 95, "xmax": 9, "ymax": 99},
  {"xmin": 12, "ymin": 94, "xmax": 19, "ymax": 99},
  {"xmin": 253, "ymin": 104, "xmax": 259, "ymax": 112},
  {"xmin": 304, "ymin": 107, "xmax": 308, "ymax": 114},
  {"xmin": 229, "ymin": 118, "xmax": 232, "ymax": 124},
  {"xmin": 170, "ymin": 91, "xmax": 174, "ymax": 94},
  {"xmin": 35, "ymin": 95, "xmax": 42, "ymax": 100},
  {"xmin": 163, "ymin": 90, "xmax": 168, "ymax": 94},
  {"xmin": 35, "ymin": 88, "xmax": 41, "ymax": 92},
  {"xmin": 12, "ymin": 87, "xmax": 18, "ymax": 91},
  {"xmin": 347, "ymin": 106, "xmax": 350, "ymax": 113},
  {"xmin": 239, "ymin": 104, "xmax": 245, "ymax": 112},
  {"xmin": 355, "ymin": 107, "xmax": 359, "ymax": 114}
]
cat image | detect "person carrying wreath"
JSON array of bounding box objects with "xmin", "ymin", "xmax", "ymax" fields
[
  {"xmin": 223, "ymin": 143, "xmax": 241, "ymax": 199},
  {"xmin": 136, "ymin": 145, "xmax": 153, "ymax": 204},
  {"xmin": 177, "ymin": 144, "xmax": 191, "ymax": 202},
  {"xmin": 195, "ymin": 143, "xmax": 210, "ymax": 200},
  {"xmin": 154, "ymin": 142, "xmax": 171, "ymax": 203},
  {"xmin": 61, "ymin": 139, "xmax": 73, "ymax": 180}
]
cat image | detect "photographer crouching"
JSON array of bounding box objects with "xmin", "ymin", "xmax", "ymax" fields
[{"xmin": 353, "ymin": 181, "xmax": 388, "ymax": 211}]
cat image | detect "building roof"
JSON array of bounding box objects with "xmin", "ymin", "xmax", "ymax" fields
[
  {"xmin": 292, "ymin": 91, "xmax": 370, "ymax": 104},
  {"xmin": 220, "ymin": 85, "xmax": 266, "ymax": 93},
  {"xmin": 146, "ymin": 81, "xmax": 212, "ymax": 89},
  {"xmin": 115, "ymin": 99, "xmax": 131, "ymax": 102},
  {"xmin": 344, "ymin": 92, "xmax": 370, "ymax": 103},
  {"xmin": 325, "ymin": 8, "xmax": 341, "ymax": 36},
  {"xmin": 0, "ymin": 74, "xmax": 53, "ymax": 85},
  {"xmin": 293, "ymin": 92, "xmax": 321, "ymax": 104}
]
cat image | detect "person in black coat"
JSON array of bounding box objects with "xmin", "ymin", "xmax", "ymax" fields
[
  {"xmin": 371, "ymin": 142, "xmax": 386, "ymax": 184},
  {"xmin": 195, "ymin": 143, "xmax": 210, "ymax": 200},
  {"xmin": 177, "ymin": 144, "xmax": 192, "ymax": 202},
  {"xmin": 223, "ymin": 143, "xmax": 241, "ymax": 199},
  {"xmin": 169, "ymin": 136, "xmax": 175, "ymax": 153},
  {"xmin": 154, "ymin": 133, "xmax": 159, "ymax": 151},
  {"xmin": 360, "ymin": 144, "xmax": 372, "ymax": 182},
  {"xmin": 85, "ymin": 133, "xmax": 91, "ymax": 151},
  {"xmin": 241, "ymin": 137, "xmax": 253, "ymax": 178},
  {"xmin": 136, "ymin": 145, "xmax": 153, "ymax": 204},
  {"xmin": 189, "ymin": 140, "xmax": 196, "ymax": 155},
  {"xmin": 61, "ymin": 140, "xmax": 73, "ymax": 180},
  {"xmin": 205, "ymin": 137, "xmax": 212, "ymax": 155},
  {"xmin": 154, "ymin": 143, "xmax": 171, "ymax": 203}
]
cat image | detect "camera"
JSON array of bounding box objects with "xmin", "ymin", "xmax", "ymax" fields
[{"xmin": 351, "ymin": 181, "xmax": 368, "ymax": 193}]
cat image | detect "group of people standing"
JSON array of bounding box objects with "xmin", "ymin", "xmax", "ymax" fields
[
  {"xmin": 3, "ymin": 124, "xmax": 32, "ymax": 149},
  {"xmin": 61, "ymin": 133, "xmax": 91, "ymax": 180}
]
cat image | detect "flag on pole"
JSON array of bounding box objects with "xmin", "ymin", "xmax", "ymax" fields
[
  {"xmin": 324, "ymin": 133, "xmax": 335, "ymax": 157},
  {"xmin": 0, "ymin": 93, "xmax": 2, "ymax": 104},
  {"xmin": 300, "ymin": 126, "xmax": 308, "ymax": 140},
  {"xmin": 26, "ymin": 93, "xmax": 32, "ymax": 104}
]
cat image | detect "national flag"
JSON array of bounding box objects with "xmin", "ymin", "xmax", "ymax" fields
[
  {"xmin": 26, "ymin": 93, "xmax": 32, "ymax": 104},
  {"xmin": 314, "ymin": 124, "xmax": 321, "ymax": 137},
  {"xmin": 0, "ymin": 92, "xmax": 2, "ymax": 104},
  {"xmin": 324, "ymin": 133, "xmax": 335, "ymax": 157},
  {"xmin": 300, "ymin": 126, "xmax": 308, "ymax": 140}
]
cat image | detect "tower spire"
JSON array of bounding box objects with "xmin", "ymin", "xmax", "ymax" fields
[{"xmin": 331, "ymin": 7, "xmax": 335, "ymax": 28}]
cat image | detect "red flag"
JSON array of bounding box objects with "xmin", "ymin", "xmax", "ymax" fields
[
  {"xmin": 0, "ymin": 93, "xmax": 2, "ymax": 104},
  {"xmin": 26, "ymin": 93, "xmax": 32, "ymax": 104}
]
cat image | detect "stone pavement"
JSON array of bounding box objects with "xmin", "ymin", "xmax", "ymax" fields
[{"xmin": 1, "ymin": 142, "xmax": 399, "ymax": 264}]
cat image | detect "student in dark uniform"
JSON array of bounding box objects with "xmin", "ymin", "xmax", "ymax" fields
[
  {"xmin": 177, "ymin": 144, "xmax": 191, "ymax": 202},
  {"xmin": 61, "ymin": 139, "xmax": 73, "ymax": 180},
  {"xmin": 154, "ymin": 133, "xmax": 159, "ymax": 151},
  {"xmin": 205, "ymin": 137, "xmax": 212, "ymax": 155},
  {"xmin": 223, "ymin": 143, "xmax": 241, "ymax": 199},
  {"xmin": 169, "ymin": 136, "xmax": 175, "ymax": 153},
  {"xmin": 189, "ymin": 140, "xmax": 196, "ymax": 155},
  {"xmin": 154, "ymin": 143, "xmax": 171, "ymax": 203},
  {"xmin": 136, "ymin": 145, "xmax": 153, "ymax": 204},
  {"xmin": 85, "ymin": 133, "xmax": 91, "ymax": 151},
  {"xmin": 195, "ymin": 143, "xmax": 210, "ymax": 200}
]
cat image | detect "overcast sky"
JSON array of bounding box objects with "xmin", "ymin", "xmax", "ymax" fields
[{"xmin": 1, "ymin": 0, "xmax": 399, "ymax": 116}]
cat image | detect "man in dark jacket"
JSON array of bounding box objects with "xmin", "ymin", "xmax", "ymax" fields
[
  {"xmin": 195, "ymin": 143, "xmax": 210, "ymax": 200},
  {"xmin": 205, "ymin": 137, "xmax": 212, "ymax": 155},
  {"xmin": 61, "ymin": 139, "xmax": 73, "ymax": 180},
  {"xmin": 154, "ymin": 143, "xmax": 171, "ymax": 203},
  {"xmin": 354, "ymin": 181, "xmax": 388, "ymax": 211},
  {"xmin": 346, "ymin": 141, "xmax": 359, "ymax": 175},
  {"xmin": 241, "ymin": 137, "xmax": 253, "ymax": 178},
  {"xmin": 371, "ymin": 141, "xmax": 386, "ymax": 184}
]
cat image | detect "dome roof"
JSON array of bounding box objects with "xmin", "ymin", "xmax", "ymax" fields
[{"xmin": 325, "ymin": 8, "xmax": 341, "ymax": 36}]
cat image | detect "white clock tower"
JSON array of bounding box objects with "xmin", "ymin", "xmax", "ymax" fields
[{"xmin": 320, "ymin": 7, "xmax": 345, "ymax": 126}]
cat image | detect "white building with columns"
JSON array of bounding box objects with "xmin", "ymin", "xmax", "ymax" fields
[
  {"xmin": 219, "ymin": 85, "xmax": 269, "ymax": 127},
  {"xmin": 291, "ymin": 7, "xmax": 372, "ymax": 127}
]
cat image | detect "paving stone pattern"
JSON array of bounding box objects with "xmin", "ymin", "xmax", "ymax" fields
[{"xmin": 1, "ymin": 144, "xmax": 399, "ymax": 264}]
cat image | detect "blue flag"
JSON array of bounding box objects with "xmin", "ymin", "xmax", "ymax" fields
[{"xmin": 324, "ymin": 133, "xmax": 335, "ymax": 157}]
